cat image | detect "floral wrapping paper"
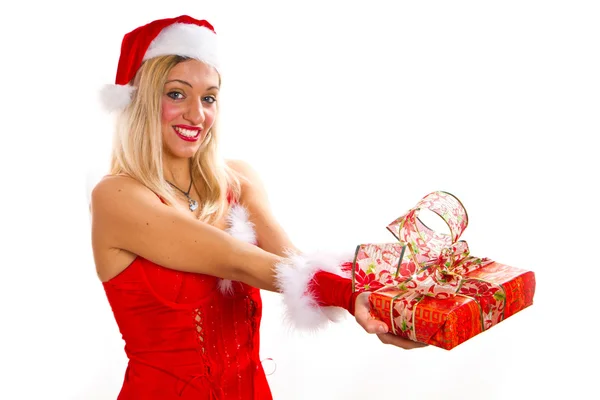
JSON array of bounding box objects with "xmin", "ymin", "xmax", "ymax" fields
[{"xmin": 353, "ymin": 191, "xmax": 536, "ymax": 350}]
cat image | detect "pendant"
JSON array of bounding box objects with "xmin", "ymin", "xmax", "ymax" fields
[{"xmin": 188, "ymin": 197, "xmax": 198, "ymax": 212}]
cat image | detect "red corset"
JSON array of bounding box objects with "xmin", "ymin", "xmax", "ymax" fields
[{"xmin": 102, "ymin": 257, "xmax": 272, "ymax": 399}]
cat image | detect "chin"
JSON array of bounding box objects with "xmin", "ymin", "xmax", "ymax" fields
[
  {"xmin": 178, "ymin": 148, "xmax": 200, "ymax": 159},
  {"xmin": 165, "ymin": 145, "xmax": 200, "ymax": 160}
]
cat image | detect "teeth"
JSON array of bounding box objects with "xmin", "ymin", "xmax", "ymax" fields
[{"xmin": 174, "ymin": 127, "xmax": 199, "ymax": 137}]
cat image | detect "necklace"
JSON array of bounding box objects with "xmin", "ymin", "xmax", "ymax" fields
[{"xmin": 166, "ymin": 178, "xmax": 198, "ymax": 212}]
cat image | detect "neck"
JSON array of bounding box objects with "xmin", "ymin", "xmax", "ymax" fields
[{"xmin": 163, "ymin": 155, "xmax": 192, "ymax": 189}]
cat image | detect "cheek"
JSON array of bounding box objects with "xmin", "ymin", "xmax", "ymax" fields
[
  {"xmin": 161, "ymin": 101, "xmax": 182, "ymax": 124},
  {"xmin": 204, "ymin": 106, "xmax": 218, "ymax": 127}
]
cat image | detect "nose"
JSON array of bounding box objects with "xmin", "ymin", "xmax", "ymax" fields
[{"xmin": 183, "ymin": 97, "xmax": 205, "ymax": 125}]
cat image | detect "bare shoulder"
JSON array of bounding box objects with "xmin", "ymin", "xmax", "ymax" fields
[
  {"xmin": 226, "ymin": 159, "xmax": 257, "ymax": 183},
  {"xmin": 91, "ymin": 174, "xmax": 156, "ymax": 208},
  {"xmin": 225, "ymin": 160, "xmax": 297, "ymax": 255},
  {"xmin": 90, "ymin": 175, "xmax": 157, "ymax": 280},
  {"xmin": 226, "ymin": 159, "xmax": 267, "ymax": 201},
  {"xmin": 90, "ymin": 174, "xmax": 164, "ymax": 249},
  {"xmin": 91, "ymin": 174, "xmax": 168, "ymax": 221}
]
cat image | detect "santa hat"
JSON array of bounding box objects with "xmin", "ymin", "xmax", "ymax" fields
[{"xmin": 100, "ymin": 15, "xmax": 219, "ymax": 112}]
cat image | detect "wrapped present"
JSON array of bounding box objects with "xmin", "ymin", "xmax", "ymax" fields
[{"xmin": 352, "ymin": 191, "xmax": 536, "ymax": 350}]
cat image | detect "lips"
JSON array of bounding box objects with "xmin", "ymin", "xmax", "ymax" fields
[{"xmin": 173, "ymin": 125, "xmax": 202, "ymax": 142}]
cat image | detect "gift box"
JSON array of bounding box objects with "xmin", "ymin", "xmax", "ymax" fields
[{"xmin": 352, "ymin": 191, "xmax": 536, "ymax": 350}]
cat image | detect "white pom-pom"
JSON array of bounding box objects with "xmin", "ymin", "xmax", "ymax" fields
[{"xmin": 99, "ymin": 84, "xmax": 136, "ymax": 112}]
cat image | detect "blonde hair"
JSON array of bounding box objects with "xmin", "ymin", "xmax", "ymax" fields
[{"xmin": 109, "ymin": 55, "xmax": 241, "ymax": 223}]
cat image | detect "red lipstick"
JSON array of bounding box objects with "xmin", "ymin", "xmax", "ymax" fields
[{"xmin": 173, "ymin": 125, "xmax": 202, "ymax": 142}]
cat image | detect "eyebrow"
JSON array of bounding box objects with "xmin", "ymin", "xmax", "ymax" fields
[{"xmin": 165, "ymin": 79, "xmax": 219, "ymax": 91}]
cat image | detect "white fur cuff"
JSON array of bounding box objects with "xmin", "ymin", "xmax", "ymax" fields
[{"xmin": 274, "ymin": 250, "xmax": 353, "ymax": 331}]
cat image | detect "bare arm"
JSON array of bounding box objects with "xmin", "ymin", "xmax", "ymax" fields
[
  {"xmin": 225, "ymin": 161, "xmax": 427, "ymax": 348},
  {"xmin": 227, "ymin": 159, "xmax": 298, "ymax": 256},
  {"xmin": 91, "ymin": 175, "xmax": 281, "ymax": 292},
  {"xmin": 93, "ymin": 173, "xmax": 426, "ymax": 348}
]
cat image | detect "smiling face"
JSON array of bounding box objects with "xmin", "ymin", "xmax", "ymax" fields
[{"xmin": 160, "ymin": 59, "xmax": 220, "ymax": 160}]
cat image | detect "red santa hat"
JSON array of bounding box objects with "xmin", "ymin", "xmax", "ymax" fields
[{"xmin": 100, "ymin": 15, "xmax": 219, "ymax": 112}]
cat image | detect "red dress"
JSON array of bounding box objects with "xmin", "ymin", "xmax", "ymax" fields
[{"xmin": 102, "ymin": 204, "xmax": 272, "ymax": 399}]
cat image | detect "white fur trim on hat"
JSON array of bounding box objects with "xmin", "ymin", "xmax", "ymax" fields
[
  {"xmin": 274, "ymin": 250, "xmax": 354, "ymax": 331},
  {"xmin": 144, "ymin": 23, "xmax": 219, "ymax": 71},
  {"xmin": 220, "ymin": 204, "xmax": 257, "ymax": 295},
  {"xmin": 99, "ymin": 84, "xmax": 136, "ymax": 113}
]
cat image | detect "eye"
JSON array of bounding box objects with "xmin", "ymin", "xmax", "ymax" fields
[
  {"xmin": 167, "ymin": 91, "xmax": 185, "ymax": 100},
  {"xmin": 203, "ymin": 96, "xmax": 217, "ymax": 104}
]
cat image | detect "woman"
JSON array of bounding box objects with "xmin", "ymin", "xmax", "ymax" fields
[{"xmin": 91, "ymin": 15, "xmax": 424, "ymax": 400}]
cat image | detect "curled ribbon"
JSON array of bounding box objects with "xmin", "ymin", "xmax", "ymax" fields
[{"xmin": 353, "ymin": 191, "xmax": 505, "ymax": 342}]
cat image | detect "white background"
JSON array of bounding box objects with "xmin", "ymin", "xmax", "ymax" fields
[{"xmin": 1, "ymin": 0, "xmax": 598, "ymax": 399}]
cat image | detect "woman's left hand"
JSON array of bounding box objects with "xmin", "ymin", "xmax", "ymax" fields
[{"xmin": 353, "ymin": 292, "xmax": 428, "ymax": 350}]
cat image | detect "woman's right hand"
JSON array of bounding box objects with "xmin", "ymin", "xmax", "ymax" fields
[{"xmin": 353, "ymin": 292, "xmax": 428, "ymax": 350}]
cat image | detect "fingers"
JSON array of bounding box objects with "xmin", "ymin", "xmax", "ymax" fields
[
  {"xmin": 360, "ymin": 317, "xmax": 389, "ymax": 335},
  {"xmin": 353, "ymin": 292, "xmax": 389, "ymax": 334},
  {"xmin": 353, "ymin": 291, "xmax": 428, "ymax": 350},
  {"xmin": 377, "ymin": 333, "xmax": 428, "ymax": 350}
]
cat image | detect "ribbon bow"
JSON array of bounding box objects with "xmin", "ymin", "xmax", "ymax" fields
[
  {"xmin": 353, "ymin": 191, "xmax": 503, "ymax": 341},
  {"xmin": 386, "ymin": 191, "xmax": 491, "ymax": 295}
]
